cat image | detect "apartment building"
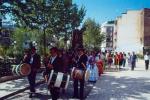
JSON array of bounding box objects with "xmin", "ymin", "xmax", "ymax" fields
[
  {"xmin": 115, "ymin": 8, "xmax": 150, "ymax": 54},
  {"xmin": 101, "ymin": 21, "xmax": 115, "ymax": 51}
]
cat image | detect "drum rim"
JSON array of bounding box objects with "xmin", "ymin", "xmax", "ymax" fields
[
  {"xmin": 16, "ymin": 64, "xmax": 22, "ymax": 76},
  {"xmin": 54, "ymin": 72, "xmax": 64, "ymax": 88},
  {"xmin": 48, "ymin": 70, "xmax": 54, "ymax": 85},
  {"xmin": 84, "ymin": 69, "xmax": 90, "ymax": 81},
  {"xmin": 71, "ymin": 67, "xmax": 75, "ymax": 79},
  {"xmin": 65, "ymin": 75, "xmax": 70, "ymax": 89},
  {"xmin": 12, "ymin": 65, "xmax": 17, "ymax": 75}
]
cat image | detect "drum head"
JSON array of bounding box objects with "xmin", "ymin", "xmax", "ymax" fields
[
  {"xmin": 75, "ymin": 70, "xmax": 83, "ymax": 80},
  {"xmin": 72, "ymin": 67, "xmax": 84, "ymax": 80},
  {"xmin": 20, "ymin": 63, "xmax": 31, "ymax": 76},
  {"xmin": 84, "ymin": 69, "xmax": 90, "ymax": 81}
]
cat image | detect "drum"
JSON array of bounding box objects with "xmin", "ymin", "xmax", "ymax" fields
[
  {"xmin": 71, "ymin": 67, "xmax": 90, "ymax": 81},
  {"xmin": 12, "ymin": 63, "xmax": 31, "ymax": 76},
  {"xmin": 44, "ymin": 70, "xmax": 70, "ymax": 89}
]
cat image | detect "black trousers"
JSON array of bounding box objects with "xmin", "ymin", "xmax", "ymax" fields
[
  {"xmin": 27, "ymin": 71, "xmax": 36, "ymax": 93},
  {"xmin": 50, "ymin": 87, "xmax": 60, "ymax": 100},
  {"xmin": 73, "ymin": 79, "xmax": 85, "ymax": 99},
  {"xmin": 145, "ymin": 60, "xmax": 149, "ymax": 70},
  {"xmin": 131, "ymin": 61, "xmax": 135, "ymax": 70}
]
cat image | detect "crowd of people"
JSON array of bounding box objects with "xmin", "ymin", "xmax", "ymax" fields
[{"xmin": 22, "ymin": 46, "xmax": 149, "ymax": 100}]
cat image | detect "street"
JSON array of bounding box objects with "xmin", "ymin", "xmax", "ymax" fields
[
  {"xmin": 1, "ymin": 59, "xmax": 150, "ymax": 100},
  {"xmin": 87, "ymin": 60, "xmax": 150, "ymax": 100}
]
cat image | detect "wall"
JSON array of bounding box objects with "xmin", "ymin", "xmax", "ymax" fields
[{"xmin": 116, "ymin": 10, "xmax": 143, "ymax": 54}]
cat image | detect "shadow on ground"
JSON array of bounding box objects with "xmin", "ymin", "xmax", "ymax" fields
[{"xmin": 87, "ymin": 74, "xmax": 150, "ymax": 100}]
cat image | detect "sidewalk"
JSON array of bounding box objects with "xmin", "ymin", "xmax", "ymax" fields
[
  {"xmin": 0, "ymin": 73, "xmax": 94, "ymax": 100},
  {"xmin": 0, "ymin": 73, "xmax": 44, "ymax": 99},
  {"xmin": 87, "ymin": 60, "xmax": 150, "ymax": 100}
]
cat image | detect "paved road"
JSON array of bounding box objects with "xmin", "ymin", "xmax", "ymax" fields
[
  {"xmin": 1, "ymin": 59, "xmax": 150, "ymax": 100},
  {"xmin": 87, "ymin": 60, "xmax": 150, "ymax": 100}
]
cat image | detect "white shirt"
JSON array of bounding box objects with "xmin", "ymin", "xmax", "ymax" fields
[
  {"xmin": 50, "ymin": 56, "xmax": 57, "ymax": 64},
  {"xmin": 30, "ymin": 53, "xmax": 35, "ymax": 64},
  {"xmin": 144, "ymin": 55, "xmax": 149, "ymax": 61}
]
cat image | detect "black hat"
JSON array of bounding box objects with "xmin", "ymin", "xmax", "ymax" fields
[{"xmin": 31, "ymin": 46, "xmax": 36, "ymax": 50}]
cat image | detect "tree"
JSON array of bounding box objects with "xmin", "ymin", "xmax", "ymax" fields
[
  {"xmin": 1, "ymin": 0, "xmax": 86, "ymax": 52},
  {"xmin": 83, "ymin": 18, "xmax": 105, "ymax": 50}
]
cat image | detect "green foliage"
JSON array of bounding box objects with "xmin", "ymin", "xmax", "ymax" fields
[
  {"xmin": 83, "ymin": 18, "xmax": 105, "ymax": 50},
  {"xmin": 136, "ymin": 53, "xmax": 144, "ymax": 59},
  {"xmin": 11, "ymin": 28, "xmax": 41, "ymax": 53},
  {"xmin": 2, "ymin": 0, "xmax": 86, "ymax": 56}
]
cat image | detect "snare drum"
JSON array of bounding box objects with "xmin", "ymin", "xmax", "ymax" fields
[
  {"xmin": 45, "ymin": 70, "xmax": 70, "ymax": 89},
  {"xmin": 12, "ymin": 63, "xmax": 31, "ymax": 76},
  {"xmin": 71, "ymin": 67, "xmax": 90, "ymax": 81}
]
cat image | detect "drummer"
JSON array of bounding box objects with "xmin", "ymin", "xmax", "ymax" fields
[
  {"xmin": 45, "ymin": 47, "xmax": 63, "ymax": 100},
  {"xmin": 73, "ymin": 47, "xmax": 88, "ymax": 99},
  {"xmin": 23, "ymin": 46, "xmax": 41, "ymax": 98}
]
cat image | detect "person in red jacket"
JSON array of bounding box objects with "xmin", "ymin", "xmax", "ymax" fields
[{"xmin": 114, "ymin": 52, "xmax": 119, "ymax": 71}]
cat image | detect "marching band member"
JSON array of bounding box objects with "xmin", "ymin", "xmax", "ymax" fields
[
  {"xmin": 23, "ymin": 46, "xmax": 41, "ymax": 98},
  {"xmin": 73, "ymin": 48, "xmax": 88, "ymax": 99},
  {"xmin": 45, "ymin": 47, "xmax": 63, "ymax": 100}
]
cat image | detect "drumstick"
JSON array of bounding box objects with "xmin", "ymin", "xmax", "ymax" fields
[
  {"xmin": 81, "ymin": 62, "xmax": 86, "ymax": 69},
  {"xmin": 45, "ymin": 75, "xmax": 48, "ymax": 82}
]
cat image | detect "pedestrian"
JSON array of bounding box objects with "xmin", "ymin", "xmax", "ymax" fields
[
  {"xmin": 131, "ymin": 52, "xmax": 137, "ymax": 71},
  {"xmin": 23, "ymin": 46, "xmax": 41, "ymax": 98},
  {"xmin": 45, "ymin": 47, "xmax": 63, "ymax": 100},
  {"xmin": 127, "ymin": 52, "xmax": 131, "ymax": 67},
  {"xmin": 107, "ymin": 52, "xmax": 113, "ymax": 69},
  {"xmin": 73, "ymin": 48, "xmax": 88, "ymax": 100},
  {"xmin": 114, "ymin": 52, "xmax": 119, "ymax": 70},
  {"xmin": 119, "ymin": 52, "xmax": 123, "ymax": 69},
  {"xmin": 88, "ymin": 59, "xmax": 99, "ymax": 83},
  {"xmin": 122, "ymin": 52, "xmax": 127, "ymax": 67},
  {"xmin": 144, "ymin": 52, "xmax": 150, "ymax": 70},
  {"xmin": 95, "ymin": 53, "xmax": 104, "ymax": 76}
]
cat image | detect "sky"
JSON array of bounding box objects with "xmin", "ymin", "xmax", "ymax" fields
[{"xmin": 73, "ymin": 0, "xmax": 150, "ymax": 24}]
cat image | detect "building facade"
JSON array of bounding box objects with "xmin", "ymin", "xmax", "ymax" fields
[
  {"xmin": 101, "ymin": 21, "xmax": 115, "ymax": 51},
  {"xmin": 115, "ymin": 8, "xmax": 150, "ymax": 54},
  {"xmin": 143, "ymin": 8, "xmax": 150, "ymax": 54}
]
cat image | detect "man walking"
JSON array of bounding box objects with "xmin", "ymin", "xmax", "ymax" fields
[
  {"xmin": 23, "ymin": 46, "xmax": 41, "ymax": 98},
  {"xmin": 73, "ymin": 48, "xmax": 88, "ymax": 100},
  {"xmin": 131, "ymin": 52, "xmax": 137, "ymax": 71},
  {"xmin": 144, "ymin": 52, "xmax": 149, "ymax": 70}
]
